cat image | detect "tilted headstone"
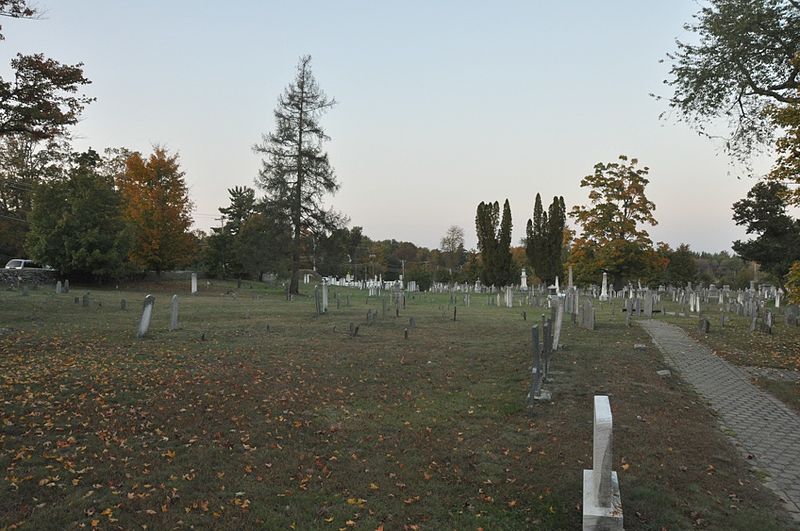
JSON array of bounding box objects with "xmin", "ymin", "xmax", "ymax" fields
[
  {"xmin": 582, "ymin": 395, "xmax": 623, "ymax": 530},
  {"xmin": 137, "ymin": 295, "xmax": 156, "ymax": 338},
  {"xmin": 170, "ymin": 294, "xmax": 179, "ymax": 331}
]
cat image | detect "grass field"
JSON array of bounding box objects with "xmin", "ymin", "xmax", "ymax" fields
[{"xmin": 0, "ymin": 282, "xmax": 796, "ymax": 530}]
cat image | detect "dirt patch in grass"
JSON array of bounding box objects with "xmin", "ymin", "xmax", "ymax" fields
[{"xmin": 0, "ymin": 284, "xmax": 794, "ymax": 529}]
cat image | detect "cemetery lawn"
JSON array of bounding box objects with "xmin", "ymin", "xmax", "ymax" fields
[
  {"xmin": 0, "ymin": 284, "xmax": 794, "ymax": 530},
  {"xmin": 664, "ymin": 304, "xmax": 800, "ymax": 414}
]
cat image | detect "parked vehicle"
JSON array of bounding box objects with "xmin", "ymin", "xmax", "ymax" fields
[{"xmin": 4, "ymin": 259, "xmax": 48, "ymax": 270}]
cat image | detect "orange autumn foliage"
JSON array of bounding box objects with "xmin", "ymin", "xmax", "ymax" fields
[{"xmin": 118, "ymin": 147, "xmax": 193, "ymax": 272}]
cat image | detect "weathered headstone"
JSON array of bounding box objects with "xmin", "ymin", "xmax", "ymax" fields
[
  {"xmin": 120, "ymin": 298, "xmax": 127, "ymax": 311},
  {"xmin": 582, "ymin": 395, "xmax": 623, "ymax": 530},
  {"xmin": 137, "ymin": 295, "xmax": 156, "ymax": 338},
  {"xmin": 170, "ymin": 294, "xmax": 179, "ymax": 331},
  {"xmin": 191, "ymin": 272, "xmax": 198, "ymax": 295},
  {"xmin": 599, "ymin": 272, "xmax": 609, "ymax": 302},
  {"xmin": 551, "ymin": 297, "xmax": 564, "ymax": 351},
  {"xmin": 56, "ymin": 281, "xmax": 62, "ymax": 294},
  {"xmin": 82, "ymin": 292, "xmax": 90, "ymax": 307},
  {"xmin": 698, "ymin": 317, "xmax": 710, "ymax": 334},
  {"xmin": 321, "ymin": 282, "xmax": 329, "ymax": 313},
  {"xmin": 64, "ymin": 279, "xmax": 69, "ymax": 293}
]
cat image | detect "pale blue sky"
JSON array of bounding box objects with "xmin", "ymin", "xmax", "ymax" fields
[{"xmin": 0, "ymin": 1, "xmax": 774, "ymax": 251}]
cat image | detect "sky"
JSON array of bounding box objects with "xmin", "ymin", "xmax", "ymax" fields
[{"xmin": 0, "ymin": 1, "xmax": 778, "ymax": 252}]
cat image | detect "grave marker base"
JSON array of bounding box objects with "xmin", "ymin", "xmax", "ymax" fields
[{"xmin": 582, "ymin": 470, "xmax": 623, "ymax": 530}]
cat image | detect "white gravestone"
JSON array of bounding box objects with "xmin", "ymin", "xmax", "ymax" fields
[
  {"xmin": 322, "ymin": 282, "xmax": 329, "ymax": 313},
  {"xmin": 56, "ymin": 281, "xmax": 62, "ymax": 294},
  {"xmin": 191, "ymin": 273, "xmax": 198, "ymax": 295},
  {"xmin": 520, "ymin": 270, "xmax": 528, "ymax": 290},
  {"xmin": 583, "ymin": 395, "xmax": 623, "ymax": 530},
  {"xmin": 551, "ymin": 296, "xmax": 565, "ymax": 351},
  {"xmin": 170, "ymin": 294, "xmax": 179, "ymax": 331},
  {"xmin": 137, "ymin": 295, "xmax": 156, "ymax": 338},
  {"xmin": 599, "ymin": 272, "xmax": 609, "ymax": 301},
  {"xmin": 568, "ymin": 265, "xmax": 574, "ymax": 288}
]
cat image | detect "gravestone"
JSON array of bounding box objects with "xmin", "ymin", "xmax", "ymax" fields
[
  {"xmin": 527, "ymin": 325, "xmax": 550, "ymax": 404},
  {"xmin": 786, "ymin": 305, "xmax": 799, "ymax": 326},
  {"xmin": 82, "ymin": 292, "xmax": 90, "ymax": 307},
  {"xmin": 624, "ymin": 299, "xmax": 631, "ymax": 327},
  {"xmin": 120, "ymin": 298, "xmax": 127, "ymax": 311},
  {"xmin": 137, "ymin": 295, "xmax": 156, "ymax": 338},
  {"xmin": 56, "ymin": 281, "xmax": 62, "ymax": 294},
  {"xmin": 551, "ymin": 297, "xmax": 564, "ymax": 351},
  {"xmin": 599, "ymin": 272, "xmax": 609, "ymax": 302},
  {"xmin": 698, "ymin": 318, "xmax": 710, "ymax": 334},
  {"xmin": 322, "ymin": 282, "xmax": 329, "ymax": 313},
  {"xmin": 582, "ymin": 395, "xmax": 623, "ymax": 530},
  {"xmin": 170, "ymin": 294, "xmax": 179, "ymax": 331},
  {"xmin": 21, "ymin": 286, "xmax": 28, "ymax": 296},
  {"xmin": 64, "ymin": 279, "xmax": 69, "ymax": 293},
  {"xmin": 191, "ymin": 272, "xmax": 198, "ymax": 295}
]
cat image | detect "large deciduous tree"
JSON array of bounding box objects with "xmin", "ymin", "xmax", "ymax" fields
[
  {"xmin": 440, "ymin": 225, "xmax": 466, "ymax": 271},
  {"xmin": 663, "ymin": 0, "xmax": 800, "ymax": 158},
  {"xmin": 119, "ymin": 147, "xmax": 194, "ymax": 273},
  {"xmin": 26, "ymin": 149, "xmax": 132, "ymax": 279},
  {"xmin": 253, "ymin": 55, "xmax": 339, "ymax": 294},
  {"xmin": 732, "ymin": 180, "xmax": 800, "ymax": 283},
  {"xmin": 568, "ymin": 156, "xmax": 663, "ymax": 287}
]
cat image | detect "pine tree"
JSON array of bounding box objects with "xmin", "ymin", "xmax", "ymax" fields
[{"xmin": 253, "ymin": 55, "xmax": 338, "ymax": 294}]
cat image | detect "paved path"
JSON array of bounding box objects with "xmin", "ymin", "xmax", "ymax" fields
[{"xmin": 639, "ymin": 320, "xmax": 800, "ymax": 520}]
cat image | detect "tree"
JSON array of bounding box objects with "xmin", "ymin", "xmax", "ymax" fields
[
  {"xmin": 665, "ymin": 243, "xmax": 698, "ymax": 286},
  {"xmin": 527, "ymin": 195, "xmax": 566, "ymax": 285},
  {"xmin": 663, "ymin": 0, "xmax": 800, "ymax": 157},
  {"xmin": 732, "ymin": 180, "xmax": 800, "ymax": 283},
  {"xmin": 253, "ymin": 55, "xmax": 339, "ymax": 294},
  {"xmin": 26, "ymin": 149, "xmax": 132, "ymax": 279},
  {"xmin": 440, "ymin": 225, "xmax": 465, "ymax": 271},
  {"xmin": 765, "ymin": 95, "xmax": 800, "ymax": 205},
  {"xmin": 118, "ymin": 147, "xmax": 194, "ymax": 273},
  {"xmin": 475, "ymin": 199, "xmax": 513, "ymax": 286},
  {"xmin": 0, "ymin": 134, "xmax": 69, "ymax": 263},
  {"xmin": 525, "ymin": 194, "xmax": 544, "ymax": 281},
  {"xmin": 568, "ymin": 156, "xmax": 660, "ymax": 287},
  {"xmin": 786, "ymin": 260, "xmax": 800, "ymax": 303}
]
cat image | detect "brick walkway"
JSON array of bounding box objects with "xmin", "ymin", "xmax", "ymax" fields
[{"xmin": 639, "ymin": 320, "xmax": 800, "ymax": 520}]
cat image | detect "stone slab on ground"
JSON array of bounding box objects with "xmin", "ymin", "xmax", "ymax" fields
[{"xmin": 639, "ymin": 320, "xmax": 800, "ymax": 520}]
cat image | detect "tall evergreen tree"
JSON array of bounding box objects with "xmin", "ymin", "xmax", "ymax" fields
[
  {"xmin": 253, "ymin": 55, "xmax": 339, "ymax": 294},
  {"xmin": 497, "ymin": 199, "xmax": 514, "ymax": 286},
  {"xmin": 545, "ymin": 196, "xmax": 566, "ymax": 283},
  {"xmin": 475, "ymin": 201, "xmax": 499, "ymax": 286},
  {"xmin": 475, "ymin": 199, "xmax": 513, "ymax": 286}
]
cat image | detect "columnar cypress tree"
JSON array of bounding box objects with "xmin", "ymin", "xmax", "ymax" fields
[
  {"xmin": 475, "ymin": 199, "xmax": 513, "ymax": 286},
  {"xmin": 526, "ymin": 194, "xmax": 566, "ymax": 284},
  {"xmin": 475, "ymin": 201, "xmax": 499, "ymax": 286},
  {"xmin": 498, "ymin": 199, "xmax": 513, "ymax": 286}
]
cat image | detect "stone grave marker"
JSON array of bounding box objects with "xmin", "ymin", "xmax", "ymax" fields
[
  {"xmin": 582, "ymin": 395, "xmax": 623, "ymax": 530},
  {"xmin": 551, "ymin": 297, "xmax": 564, "ymax": 351},
  {"xmin": 137, "ymin": 295, "xmax": 156, "ymax": 338},
  {"xmin": 698, "ymin": 317, "xmax": 710, "ymax": 334},
  {"xmin": 64, "ymin": 279, "xmax": 70, "ymax": 293},
  {"xmin": 170, "ymin": 294, "xmax": 179, "ymax": 331},
  {"xmin": 56, "ymin": 281, "xmax": 62, "ymax": 294},
  {"xmin": 82, "ymin": 292, "xmax": 90, "ymax": 307},
  {"xmin": 191, "ymin": 272, "xmax": 198, "ymax": 295},
  {"xmin": 120, "ymin": 298, "xmax": 127, "ymax": 311}
]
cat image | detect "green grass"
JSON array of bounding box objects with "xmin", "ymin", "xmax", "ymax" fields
[{"xmin": 0, "ymin": 282, "xmax": 795, "ymax": 530}]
